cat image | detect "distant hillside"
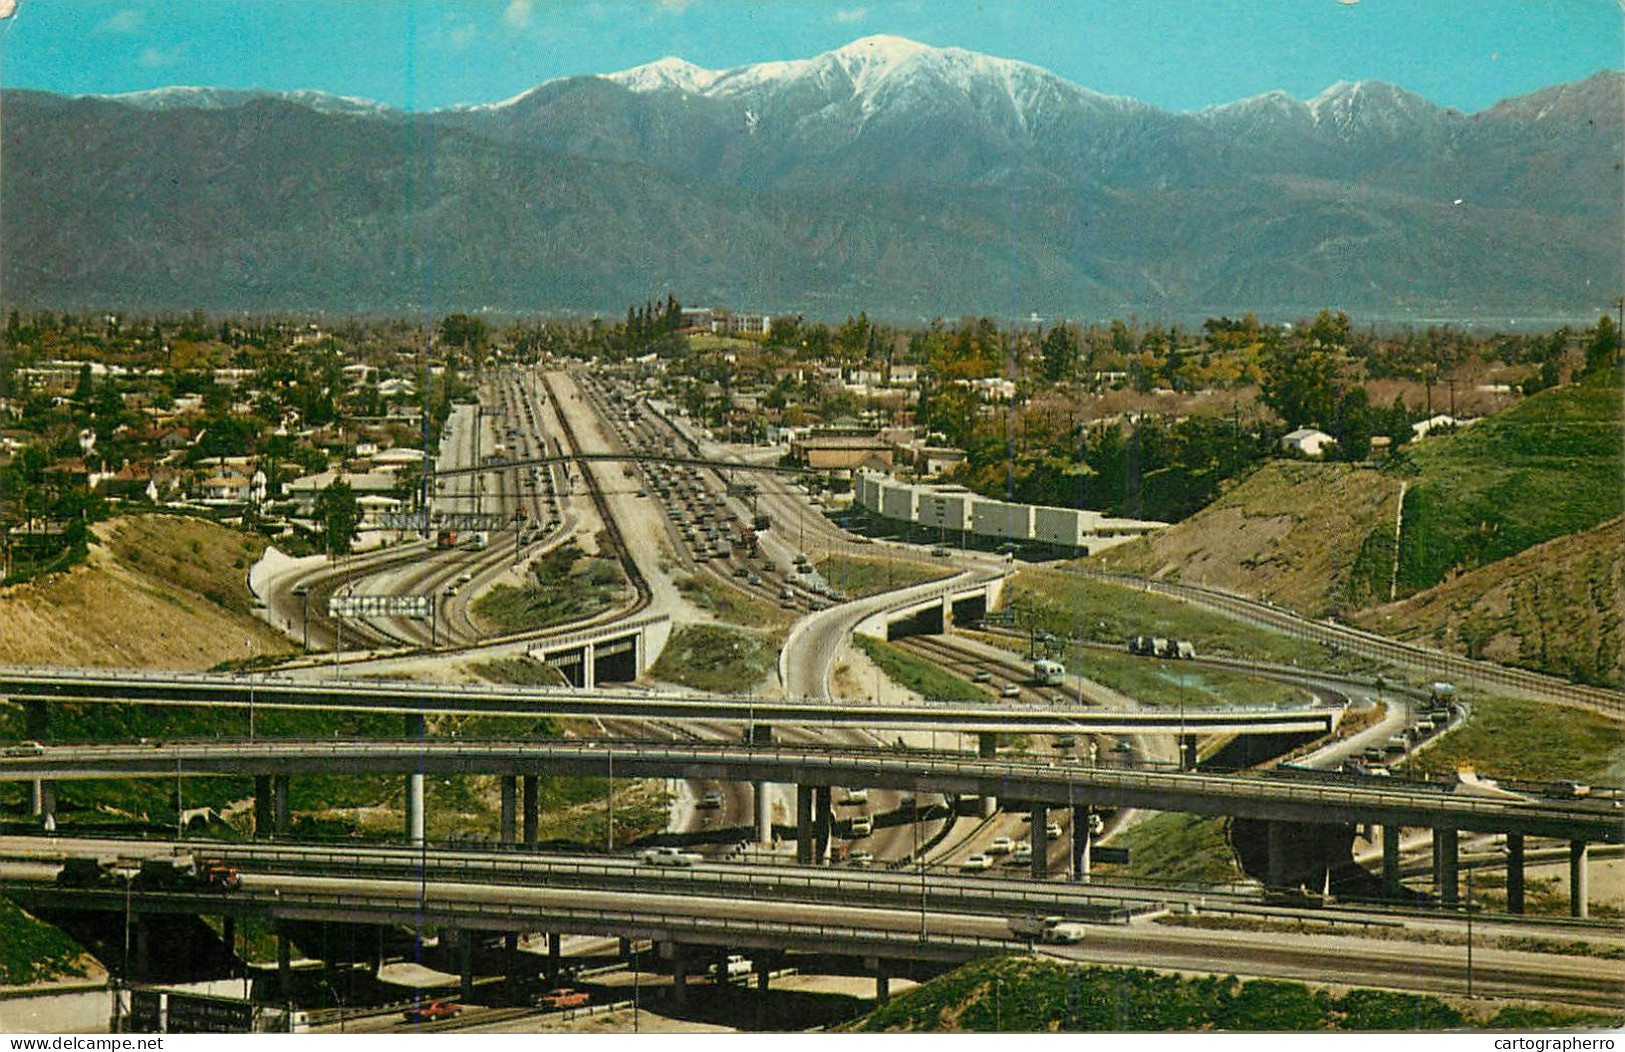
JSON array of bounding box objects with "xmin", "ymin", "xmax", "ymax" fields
[
  {"xmin": 2, "ymin": 38, "xmax": 1621, "ymax": 319},
  {"xmin": 1094, "ymin": 460, "xmax": 1403, "ymax": 618},
  {"xmin": 1392, "ymin": 372, "xmax": 1623, "ymax": 596},
  {"xmin": 1352, "ymin": 517, "xmax": 1624, "ymax": 688}
]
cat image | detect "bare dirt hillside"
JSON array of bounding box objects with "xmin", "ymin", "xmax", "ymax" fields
[
  {"xmin": 0, "ymin": 514, "xmax": 288, "ymax": 669},
  {"xmin": 1350, "ymin": 517, "xmax": 1624, "ymax": 690},
  {"xmin": 1094, "ymin": 461, "xmax": 1404, "ymax": 617}
]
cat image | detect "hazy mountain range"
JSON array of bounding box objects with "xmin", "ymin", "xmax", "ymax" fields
[{"xmin": 4, "ymin": 36, "xmax": 1620, "ymax": 322}]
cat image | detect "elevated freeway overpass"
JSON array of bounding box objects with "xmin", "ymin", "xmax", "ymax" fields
[
  {"xmin": 3, "ymin": 737, "xmax": 1616, "ymax": 916},
  {"xmin": 0, "ymin": 665, "xmax": 1344, "ymax": 738}
]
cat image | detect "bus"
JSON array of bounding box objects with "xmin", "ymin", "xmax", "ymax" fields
[{"xmin": 1033, "ymin": 659, "xmax": 1066, "ymax": 686}]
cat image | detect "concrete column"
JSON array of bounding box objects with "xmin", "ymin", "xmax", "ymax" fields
[
  {"xmin": 272, "ymin": 774, "xmax": 290, "ymax": 837},
  {"xmin": 876, "ymin": 972, "xmax": 891, "ymax": 1004},
  {"xmin": 1505, "ymin": 833, "xmax": 1525, "ymax": 915},
  {"xmin": 1569, "ymin": 840, "xmax": 1589, "ymax": 919},
  {"xmin": 754, "ymin": 781, "xmax": 772, "ymax": 846},
  {"xmin": 1030, "ymin": 803, "xmax": 1049, "ymax": 880},
  {"xmin": 1436, "ymin": 827, "xmax": 1459, "ymax": 907},
  {"xmin": 618, "ymin": 937, "xmax": 633, "ymax": 959},
  {"xmin": 1382, "ymin": 825, "xmax": 1402, "ymax": 900},
  {"xmin": 582, "ymin": 642, "xmax": 596, "ymax": 689},
  {"xmin": 133, "ymin": 916, "xmax": 151, "ymax": 981},
  {"xmin": 1179, "ymin": 734, "xmax": 1198, "ymax": 771},
  {"xmin": 814, "ymin": 785, "xmax": 834, "ymax": 863},
  {"xmin": 254, "ymin": 775, "xmax": 272, "ymax": 838},
  {"xmin": 670, "ymin": 945, "xmax": 688, "ymax": 1006},
  {"xmin": 276, "ymin": 925, "xmax": 292, "ymax": 1001},
  {"xmin": 1072, "ymin": 805, "xmax": 1091, "ymax": 882},
  {"xmin": 1266, "ymin": 821, "xmax": 1289, "ymax": 887},
  {"xmin": 406, "ymin": 773, "xmax": 426, "ymax": 846},
  {"xmin": 222, "ymin": 916, "xmax": 236, "ymax": 962},
  {"xmin": 28, "ymin": 779, "xmax": 42, "ymax": 816},
  {"xmin": 547, "ymin": 932, "xmax": 562, "ymax": 982},
  {"xmin": 522, "ymin": 776, "xmax": 540, "ymax": 849},
  {"xmin": 460, "ymin": 933, "xmax": 475, "ymax": 1003},
  {"xmin": 755, "ymin": 958, "xmax": 771, "ymax": 992},
  {"xmin": 977, "ymin": 732, "xmax": 998, "ymax": 758},
  {"xmin": 499, "ymin": 777, "xmax": 517, "ymax": 845},
  {"xmin": 795, "ymin": 785, "xmax": 814, "ymax": 865},
  {"xmin": 38, "ymin": 782, "xmax": 55, "ymax": 832}
]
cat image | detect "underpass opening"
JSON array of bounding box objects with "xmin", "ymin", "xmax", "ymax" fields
[
  {"xmin": 949, "ymin": 593, "xmax": 987, "ymax": 626},
  {"xmin": 885, "ymin": 602, "xmax": 945, "ymax": 641},
  {"xmin": 544, "ymin": 649, "xmax": 589, "ymax": 689},
  {"xmin": 593, "ymin": 636, "xmax": 639, "ymax": 685}
]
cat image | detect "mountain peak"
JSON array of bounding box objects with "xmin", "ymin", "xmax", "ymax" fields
[
  {"xmin": 603, "ymin": 56, "xmax": 720, "ymax": 95},
  {"xmin": 1307, "ymin": 78, "xmax": 1441, "ymax": 134}
]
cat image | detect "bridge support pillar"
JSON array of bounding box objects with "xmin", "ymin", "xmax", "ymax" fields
[
  {"xmin": 547, "ymin": 932, "xmax": 562, "ymax": 983},
  {"xmin": 133, "ymin": 915, "xmax": 151, "ymax": 982},
  {"xmin": 34, "ymin": 782, "xmax": 55, "ymax": 831},
  {"xmin": 1382, "ymin": 825, "xmax": 1402, "ymax": 900},
  {"xmin": 582, "ymin": 643, "xmax": 596, "ymax": 690},
  {"xmin": 272, "ymin": 774, "xmax": 290, "ymax": 837},
  {"xmin": 1435, "ymin": 827, "xmax": 1459, "ymax": 907},
  {"xmin": 670, "ymin": 945, "xmax": 688, "ymax": 1006},
  {"xmin": 499, "ymin": 776, "xmax": 517, "ymax": 845},
  {"xmin": 276, "ymin": 924, "xmax": 292, "ymax": 1001},
  {"xmin": 1569, "ymin": 840, "xmax": 1589, "ymax": 919},
  {"xmin": 754, "ymin": 781, "xmax": 773, "ymax": 847},
  {"xmin": 1505, "ymin": 833, "xmax": 1525, "ymax": 914},
  {"xmin": 977, "ymin": 732, "xmax": 997, "ymax": 759},
  {"xmin": 618, "ymin": 937, "xmax": 633, "ymax": 959},
  {"xmin": 460, "ymin": 932, "xmax": 475, "ymax": 1004},
  {"xmin": 27, "ymin": 779, "xmax": 42, "ymax": 816},
  {"xmin": 1179, "ymin": 734, "xmax": 1198, "ymax": 771},
  {"xmin": 876, "ymin": 971, "xmax": 891, "ymax": 1005},
  {"xmin": 1030, "ymin": 803, "xmax": 1049, "ymax": 879},
  {"xmin": 795, "ymin": 785, "xmax": 814, "ymax": 865},
  {"xmin": 814, "ymin": 786, "xmax": 834, "ymax": 863},
  {"xmin": 222, "ymin": 916, "xmax": 236, "ymax": 964},
  {"xmin": 254, "ymin": 775, "xmax": 272, "ymax": 838},
  {"xmin": 756, "ymin": 958, "xmax": 771, "ymax": 992},
  {"xmin": 1266, "ymin": 821, "xmax": 1289, "ymax": 887},
  {"xmin": 406, "ymin": 773, "xmax": 426, "ymax": 846},
  {"xmin": 522, "ymin": 776, "xmax": 540, "ymax": 849},
  {"xmin": 1071, "ymin": 806, "xmax": 1091, "ymax": 882}
]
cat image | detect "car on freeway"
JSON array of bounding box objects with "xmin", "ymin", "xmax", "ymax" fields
[
  {"xmin": 699, "ymin": 789, "xmax": 723, "ymax": 809},
  {"xmin": 843, "ymin": 788, "xmax": 869, "ymax": 805},
  {"xmin": 1011, "ymin": 842, "xmax": 1033, "ymax": 863},
  {"xmin": 847, "ymin": 850, "xmax": 875, "ymax": 867},
  {"xmin": 3, "ymin": 741, "xmax": 45, "ymax": 757},
  {"xmin": 441, "ymin": 585, "xmax": 458, "ymax": 597},
  {"xmin": 402, "ymin": 1000, "xmax": 462, "ymax": 1024},
  {"xmin": 1053, "ymin": 735, "xmax": 1077, "ymax": 749},
  {"xmin": 987, "ymin": 836, "xmax": 1014, "ymax": 855},
  {"xmin": 1546, "ymin": 780, "xmax": 1591, "ymax": 799},
  {"xmin": 534, "ymin": 988, "xmax": 590, "ymax": 1010},
  {"xmin": 847, "ymin": 816, "xmax": 873, "ymax": 837},
  {"xmin": 641, "ymin": 846, "xmax": 703, "ymax": 867},
  {"xmin": 1000, "ymin": 685, "xmax": 1021, "ymax": 698},
  {"xmin": 961, "ymin": 854, "xmax": 993, "ymax": 873},
  {"xmin": 457, "ymin": 570, "xmax": 474, "ymax": 583},
  {"xmin": 1045, "ymin": 821, "xmax": 1063, "ymax": 840},
  {"xmin": 931, "ymin": 546, "xmax": 949, "ymax": 557},
  {"xmin": 972, "ymin": 670, "xmax": 994, "ymax": 683}
]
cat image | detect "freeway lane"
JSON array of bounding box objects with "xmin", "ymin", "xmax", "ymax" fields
[
  {"xmin": 6, "ymin": 868, "xmax": 1618, "ymax": 1007},
  {"xmin": 3, "ymin": 738, "xmax": 1617, "ymax": 843},
  {"xmin": 0, "ymin": 666, "xmax": 1343, "ymax": 736}
]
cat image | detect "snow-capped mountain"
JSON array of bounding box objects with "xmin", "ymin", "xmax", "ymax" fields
[{"xmin": 5, "ymin": 39, "xmax": 1621, "ymax": 320}]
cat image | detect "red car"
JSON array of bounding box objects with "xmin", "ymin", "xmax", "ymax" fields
[
  {"xmin": 402, "ymin": 1000, "xmax": 462, "ymax": 1023},
  {"xmin": 534, "ymin": 988, "xmax": 590, "ymax": 1010}
]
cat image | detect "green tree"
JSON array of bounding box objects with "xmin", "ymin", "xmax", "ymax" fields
[
  {"xmin": 314, "ymin": 478, "xmax": 360, "ymax": 556},
  {"xmin": 1039, "ymin": 324, "xmax": 1079, "ymax": 383},
  {"xmin": 1581, "ymin": 314, "xmax": 1620, "ymax": 378}
]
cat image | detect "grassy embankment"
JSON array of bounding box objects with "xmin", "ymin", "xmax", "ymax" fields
[
  {"xmin": 676, "ymin": 573, "xmax": 794, "ymax": 629},
  {"xmin": 471, "ymin": 541, "xmax": 627, "ymax": 634},
  {"xmin": 1410, "ymin": 695, "xmax": 1625, "ymax": 786},
  {"xmin": 814, "ymin": 554, "xmax": 952, "ymax": 598},
  {"xmin": 844, "ymin": 955, "xmax": 1622, "ymax": 1033},
  {"xmin": 852, "ymin": 636, "xmax": 986, "ymax": 702},
  {"xmin": 648, "ymin": 625, "xmax": 780, "ymax": 693}
]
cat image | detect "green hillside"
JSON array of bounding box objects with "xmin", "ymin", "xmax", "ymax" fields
[{"xmin": 1394, "ymin": 372, "xmax": 1623, "ymax": 596}]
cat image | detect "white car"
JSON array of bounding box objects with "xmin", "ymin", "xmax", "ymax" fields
[
  {"xmin": 843, "ymin": 788, "xmax": 869, "ymax": 805},
  {"xmin": 1045, "ymin": 821, "xmax": 1063, "ymax": 840},
  {"xmin": 987, "ymin": 836, "xmax": 1014, "ymax": 855},
  {"xmin": 1011, "ymin": 842, "xmax": 1033, "ymax": 863},
  {"xmin": 961, "ymin": 854, "xmax": 993, "ymax": 873},
  {"xmin": 641, "ymin": 846, "xmax": 702, "ymax": 867},
  {"xmin": 847, "ymin": 850, "xmax": 875, "ymax": 867}
]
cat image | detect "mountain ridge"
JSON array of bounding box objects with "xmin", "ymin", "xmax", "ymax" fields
[{"xmin": 6, "ymin": 36, "xmax": 1621, "ymax": 320}]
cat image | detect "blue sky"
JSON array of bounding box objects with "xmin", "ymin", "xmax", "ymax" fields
[{"xmin": 1, "ymin": 1, "xmax": 1619, "ymax": 113}]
